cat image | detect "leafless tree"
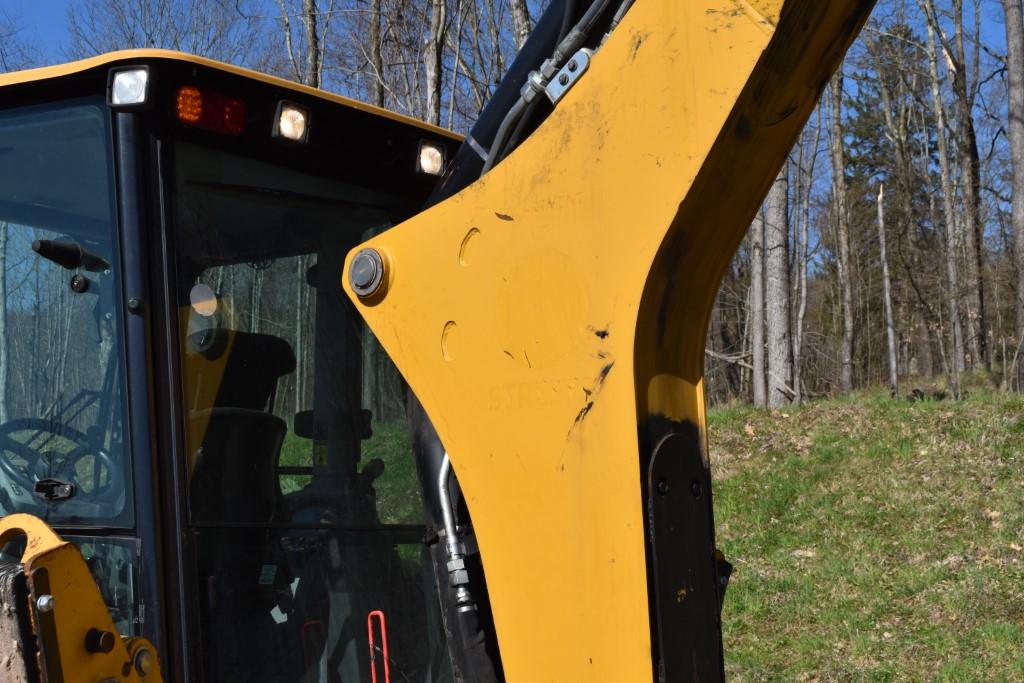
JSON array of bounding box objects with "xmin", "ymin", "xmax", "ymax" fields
[
  {"xmin": 920, "ymin": 0, "xmax": 988, "ymax": 369},
  {"xmin": 509, "ymin": 0, "xmax": 532, "ymax": 49},
  {"xmin": 1003, "ymin": 0, "xmax": 1024, "ymax": 391},
  {"xmin": 878, "ymin": 184, "xmax": 899, "ymax": 397},
  {"xmin": 65, "ymin": 0, "xmax": 267, "ymax": 66},
  {"xmin": 750, "ymin": 211, "xmax": 766, "ymax": 407},
  {"xmin": 765, "ymin": 165, "xmax": 793, "ymax": 408},
  {"xmin": 830, "ymin": 71, "xmax": 856, "ymax": 393},
  {"xmin": 923, "ymin": 11, "xmax": 964, "ymax": 397}
]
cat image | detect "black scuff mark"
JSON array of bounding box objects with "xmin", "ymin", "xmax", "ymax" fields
[
  {"xmin": 523, "ymin": 350, "xmax": 532, "ymax": 368},
  {"xmin": 503, "ymin": 350, "xmax": 515, "ymax": 360},
  {"xmin": 495, "ymin": 212, "xmax": 514, "ymax": 221},
  {"xmin": 629, "ymin": 31, "xmax": 648, "ymax": 61},
  {"xmin": 566, "ymin": 361, "xmax": 616, "ymax": 439},
  {"xmin": 573, "ymin": 401, "xmax": 595, "ymax": 426},
  {"xmin": 587, "ymin": 324, "xmax": 610, "ymax": 339}
]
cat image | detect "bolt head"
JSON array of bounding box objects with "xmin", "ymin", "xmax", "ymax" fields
[
  {"xmin": 36, "ymin": 594, "xmax": 55, "ymax": 613},
  {"xmin": 349, "ymin": 248, "xmax": 385, "ymax": 298},
  {"xmin": 558, "ymin": 73, "xmax": 570, "ymax": 86},
  {"xmin": 134, "ymin": 647, "xmax": 155, "ymax": 677},
  {"xmin": 656, "ymin": 479, "xmax": 670, "ymax": 495}
]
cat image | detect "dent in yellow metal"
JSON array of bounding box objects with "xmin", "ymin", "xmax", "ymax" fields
[
  {"xmin": 344, "ymin": 0, "xmax": 873, "ymax": 680},
  {"xmin": 0, "ymin": 514, "xmax": 163, "ymax": 682},
  {"xmin": 0, "ymin": 49, "xmax": 460, "ymax": 142}
]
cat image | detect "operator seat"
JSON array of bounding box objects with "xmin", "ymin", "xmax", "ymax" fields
[{"xmin": 187, "ymin": 330, "xmax": 300, "ymax": 680}]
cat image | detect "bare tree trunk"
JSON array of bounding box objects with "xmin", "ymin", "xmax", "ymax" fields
[
  {"xmin": 765, "ymin": 165, "xmax": 792, "ymax": 408},
  {"xmin": 830, "ymin": 72, "xmax": 855, "ymax": 393},
  {"xmin": 923, "ymin": 15, "xmax": 964, "ymax": 398},
  {"xmin": 300, "ymin": 0, "xmax": 320, "ymax": 87},
  {"xmin": 878, "ymin": 185, "xmax": 899, "ymax": 398},
  {"xmin": 424, "ymin": 0, "xmax": 446, "ymax": 125},
  {"xmin": 750, "ymin": 212, "xmax": 767, "ymax": 407},
  {"xmin": 793, "ymin": 113, "xmax": 822, "ymax": 404},
  {"xmin": 920, "ymin": 0, "xmax": 988, "ymax": 370},
  {"xmin": 1003, "ymin": 0, "xmax": 1024, "ymax": 391},
  {"xmin": 369, "ymin": 0, "xmax": 384, "ymax": 106},
  {"xmin": 509, "ymin": 0, "xmax": 531, "ymax": 49}
]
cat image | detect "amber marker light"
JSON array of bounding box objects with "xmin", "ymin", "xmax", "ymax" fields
[
  {"xmin": 176, "ymin": 86, "xmax": 203, "ymax": 124},
  {"xmin": 175, "ymin": 86, "xmax": 247, "ymax": 135}
]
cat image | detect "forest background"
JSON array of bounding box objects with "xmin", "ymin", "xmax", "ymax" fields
[{"xmin": 3, "ymin": 0, "xmax": 1024, "ymax": 411}]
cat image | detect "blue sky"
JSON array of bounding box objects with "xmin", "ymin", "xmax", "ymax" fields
[
  {"xmin": 3, "ymin": 0, "xmax": 1012, "ymax": 69},
  {"xmin": 6, "ymin": 0, "xmax": 70, "ymax": 62}
]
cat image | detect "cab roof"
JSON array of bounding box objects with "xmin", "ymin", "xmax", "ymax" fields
[{"xmin": 0, "ymin": 49, "xmax": 462, "ymax": 142}]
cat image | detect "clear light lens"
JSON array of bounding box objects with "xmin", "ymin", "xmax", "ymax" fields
[
  {"xmin": 111, "ymin": 69, "xmax": 149, "ymax": 105},
  {"xmin": 418, "ymin": 142, "xmax": 445, "ymax": 175},
  {"xmin": 278, "ymin": 103, "xmax": 308, "ymax": 142}
]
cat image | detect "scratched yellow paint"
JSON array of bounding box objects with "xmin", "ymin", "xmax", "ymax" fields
[{"xmin": 345, "ymin": 0, "xmax": 872, "ymax": 680}]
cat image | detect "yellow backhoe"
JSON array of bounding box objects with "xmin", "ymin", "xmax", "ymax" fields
[{"xmin": 0, "ymin": 0, "xmax": 874, "ymax": 680}]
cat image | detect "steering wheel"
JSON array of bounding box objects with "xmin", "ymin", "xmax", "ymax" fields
[{"xmin": 0, "ymin": 418, "xmax": 122, "ymax": 502}]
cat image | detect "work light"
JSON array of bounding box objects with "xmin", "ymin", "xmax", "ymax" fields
[
  {"xmin": 108, "ymin": 67, "xmax": 150, "ymax": 108},
  {"xmin": 417, "ymin": 141, "xmax": 446, "ymax": 176},
  {"xmin": 273, "ymin": 101, "xmax": 310, "ymax": 143}
]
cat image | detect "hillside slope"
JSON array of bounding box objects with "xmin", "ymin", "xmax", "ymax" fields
[{"xmin": 709, "ymin": 391, "xmax": 1024, "ymax": 681}]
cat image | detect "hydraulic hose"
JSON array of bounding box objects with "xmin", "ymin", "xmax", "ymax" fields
[{"xmin": 482, "ymin": 0, "xmax": 617, "ymax": 174}]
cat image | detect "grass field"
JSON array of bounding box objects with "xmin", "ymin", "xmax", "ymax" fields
[
  {"xmin": 278, "ymin": 420, "xmax": 422, "ymax": 524},
  {"xmin": 709, "ymin": 388, "xmax": 1024, "ymax": 681}
]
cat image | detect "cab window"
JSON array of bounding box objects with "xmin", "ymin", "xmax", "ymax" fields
[{"xmin": 172, "ymin": 140, "xmax": 451, "ymax": 682}]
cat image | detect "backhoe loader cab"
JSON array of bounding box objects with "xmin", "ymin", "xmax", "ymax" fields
[
  {"xmin": 0, "ymin": 51, "xmax": 459, "ymax": 681},
  {"xmin": 0, "ymin": 1, "xmax": 879, "ymax": 680}
]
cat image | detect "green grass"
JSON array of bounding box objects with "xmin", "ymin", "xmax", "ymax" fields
[
  {"xmin": 278, "ymin": 420, "xmax": 422, "ymax": 525},
  {"xmin": 710, "ymin": 389, "xmax": 1024, "ymax": 681}
]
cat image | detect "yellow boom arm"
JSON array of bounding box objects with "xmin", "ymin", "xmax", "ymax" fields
[{"xmin": 344, "ymin": 0, "xmax": 874, "ymax": 680}]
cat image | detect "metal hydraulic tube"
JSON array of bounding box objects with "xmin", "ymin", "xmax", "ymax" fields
[{"xmin": 437, "ymin": 453, "xmax": 476, "ymax": 614}]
